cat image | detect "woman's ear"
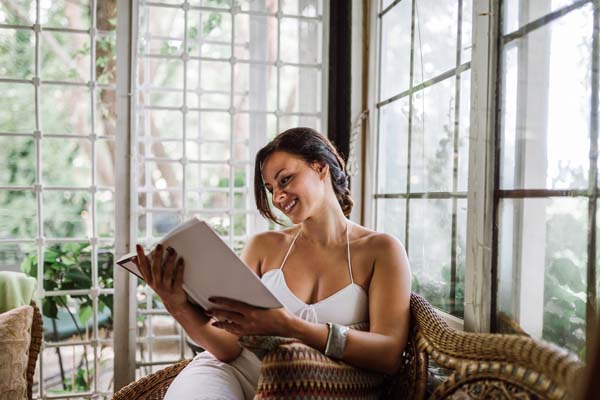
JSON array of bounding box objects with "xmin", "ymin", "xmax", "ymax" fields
[{"xmin": 311, "ymin": 161, "xmax": 328, "ymax": 179}]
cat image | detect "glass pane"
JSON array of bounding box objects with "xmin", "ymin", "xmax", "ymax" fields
[
  {"xmin": 41, "ymin": 85, "xmax": 92, "ymax": 135},
  {"xmin": 0, "ymin": 136, "xmax": 35, "ymax": 186},
  {"xmin": 186, "ymin": 111, "xmax": 230, "ymax": 142},
  {"xmin": 140, "ymin": 212, "xmax": 181, "ymax": 238},
  {"xmin": 380, "ymin": 0, "xmax": 412, "ymax": 100},
  {"xmin": 0, "ymin": 2, "xmax": 35, "ymax": 25},
  {"xmin": 0, "ymin": 28, "xmax": 34, "ymax": 80},
  {"xmin": 233, "ymin": 212, "xmax": 247, "ymax": 236},
  {"xmin": 455, "ymin": 198, "xmax": 467, "ymax": 318},
  {"xmin": 189, "ymin": 11, "xmax": 232, "ymax": 58},
  {"xmin": 186, "ymin": 163, "xmax": 230, "ymax": 190},
  {"xmin": 42, "ymin": 138, "xmax": 92, "ymax": 187},
  {"xmin": 497, "ymin": 197, "xmax": 587, "ymax": 358},
  {"xmin": 96, "ymin": 89, "xmax": 117, "ymax": 136},
  {"xmin": 191, "ymin": 0, "xmax": 232, "ymax": 8},
  {"xmin": 411, "ymin": 77, "xmax": 455, "ymax": 192},
  {"xmin": 280, "ymin": 18, "xmax": 322, "ymax": 64},
  {"xmin": 376, "ymin": 198, "xmax": 406, "ymax": 244},
  {"xmin": 43, "ymin": 191, "xmax": 91, "ymax": 238},
  {"xmin": 141, "ymin": 6, "xmax": 185, "ymax": 52},
  {"xmin": 279, "ymin": 115, "xmax": 320, "ymax": 133},
  {"xmin": 377, "ymin": 97, "xmax": 409, "ymax": 194},
  {"xmin": 499, "ymin": 6, "xmax": 592, "ymax": 190},
  {"xmin": 96, "ymin": 35, "xmax": 117, "ymax": 84},
  {"xmin": 188, "ymin": 60, "xmax": 231, "ymax": 94},
  {"xmin": 234, "ymin": 63, "xmax": 277, "ymax": 112},
  {"xmin": 503, "ymin": 0, "xmax": 581, "ymax": 34},
  {"xmin": 0, "ymin": 190, "xmax": 37, "ymax": 239},
  {"xmin": 234, "ymin": 14, "xmax": 277, "ymax": 62},
  {"xmin": 95, "ymin": 139, "xmax": 116, "ymax": 187},
  {"xmin": 0, "ymin": 82, "xmax": 35, "ymax": 132},
  {"xmin": 241, "ymin": 0, "xmax": 278, "ymax": 13},
  {"xmin": 280, "ymin": 0, "xmax": 322, "ymax": 16},
  {"xmin": 0, "ymin": 243, "xmax": 35, "ymax": 273},
  {"xmin": 98, "ymin": 250, "xmax": 115, "ymax": 289},
  {"xmin": 408, "ymin": 198, "xmax": 454, "ymax": 314},
  {"xmin": 139, "ymin": 190, "xmax": 182, "ymax": 210},
  {"xmin": 142, "ymin": 139, "xmax": 183, "ymax": 160},
  {"xmin": 140, "ymin": 109, "xmax": 183, "ymax": 139},
  {"xmin": 41, "ymin": 32, "xmax": 91, "ymax": 82},
  {"xmin": 186, "ymin": 141, "xmax": 230, "ymax": 161},
  {"xmin": 140, "ymin": 161, "xmax": 183, "ymax": 189},
  {"xmin": 145, "ymin": 58, "xmax": 184, "ymax": 90},
  {"xmin": 40, "ymin": 0, "xmax": 91, "ymax": 30},
  {"xmin": 187, "ymin": 191, "xmax": 229, "ymax": 210},
  {"xmin": 413, "ymin": 0, "xmax": 458, "ymax": 85},
  {"xmin": 279, "ymin": 66, "xmax": 320, "ymax": 113},
  {"xmin": 461, "ymin": 0, "xmax": 473, "ymax": 62},
  {"xmin": 97, "ymin": 190, "xmax": 115, "ymax": 238}
]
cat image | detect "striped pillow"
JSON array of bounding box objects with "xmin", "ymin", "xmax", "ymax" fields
[
  {"xmin": 242, "ymin": 322, "xmax": 386, "ymax": 399},
  {"xmin": 254, "ymin": 341, "xmax": 385, "ymax": 399}
]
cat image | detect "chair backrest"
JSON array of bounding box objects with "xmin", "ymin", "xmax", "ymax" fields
[
  {"xmin": 27, "ymin": 302, "xmax": 43, "ymax": 400},
  {"xmin": 409, "ymin": 292, "xmax": 585, "ymax": 400}
]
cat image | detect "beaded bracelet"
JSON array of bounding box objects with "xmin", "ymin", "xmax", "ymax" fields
[{"xmin": 324, "ymin": 322, "xmax": 349, "ymax": 359}]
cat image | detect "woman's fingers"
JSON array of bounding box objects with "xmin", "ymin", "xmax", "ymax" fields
[
  {"xmin": 173, "ymin": 257, "xmax": 184, "ymax": 289},
  {"xmin": 135, "ymin": 244, "xmax": 152, "ymax": 286},
  {"xmin": 152, "ymin": 244, "xmax": 164, "ymax": 286},
  {"xmin": 162, "ymin": 247, "xmax": 178, "ymax": 288},
  {"xmin": 207, "ymin": 309, "xmax": 244, "ymax": 324}
]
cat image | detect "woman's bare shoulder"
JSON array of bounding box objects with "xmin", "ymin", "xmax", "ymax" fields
[
  {"xmin": 241, "ymin": 227, "xmax": 299, "ymax": 274},
  {"xmin": 351, "ymin": 224, "xmax": 407, "ymax": 262}
]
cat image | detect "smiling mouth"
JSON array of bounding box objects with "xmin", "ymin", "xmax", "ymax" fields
[{"xmin": 284, "ymin": 199, "xmax": 298, "ymax": 213}]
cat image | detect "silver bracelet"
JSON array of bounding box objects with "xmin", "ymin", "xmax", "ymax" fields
[{"xmin": 324, "ymin": 322, "xmax": 349, "ymax": 359}]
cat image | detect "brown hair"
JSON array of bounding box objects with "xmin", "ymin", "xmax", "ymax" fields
[{"xmin": 254, "ymin": 127, "xmax": 354, "ymax": 225}]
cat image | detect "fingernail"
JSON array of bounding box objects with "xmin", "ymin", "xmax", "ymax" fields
[
  {"xmin": 208, "ymin": 297, "xmax": 218, "ymax": 303},
  {"xmin": 167, "ymin": 246, "xmax": 174, "ymax": 254},
  {"xmin": 156, "ymin": 244, "xmax": 163, "ymax": 251}
]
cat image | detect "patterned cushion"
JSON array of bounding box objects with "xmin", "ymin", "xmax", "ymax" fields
[
  {"xmin": 254, "ymin": 341, "xmax": 385, "ymax": 399},
  {"xmin": 0, "ymin": 305, "xmax": 33, "ymax": 400},
  {"xmin": 243, "ymin": 322, "xmax": 386, "ymax": 399}
]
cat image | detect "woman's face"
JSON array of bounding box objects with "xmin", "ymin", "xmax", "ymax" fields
[{"xmin": 261, "ymin": 151, "xmax": 328, "ymax": 223}]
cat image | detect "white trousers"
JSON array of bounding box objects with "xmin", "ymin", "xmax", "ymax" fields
[{"xmin": 164, "ymin": 348, "xmax": 261, "ymax": 400}]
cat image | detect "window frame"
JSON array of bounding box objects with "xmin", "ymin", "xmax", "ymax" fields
[{"xmin": 361, "ymin": 0, "xmax": 599, "ymax": 342}]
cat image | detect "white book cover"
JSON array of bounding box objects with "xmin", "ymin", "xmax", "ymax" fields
[{"xmin": 116, "ymin": 217, "xmax": 282, "ymax": 311}]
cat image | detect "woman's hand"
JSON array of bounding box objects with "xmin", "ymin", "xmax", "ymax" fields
[
  {"xmin": 207, "ymin": 297, "xmax": 294, "ymax": 337},
  {"xmin": 134, "ymin": 243, "xmax": 188, "ymax": 314}
]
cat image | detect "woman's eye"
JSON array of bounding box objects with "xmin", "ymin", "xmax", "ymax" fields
[{"xmin": 281, "ymin": 176, "xmax": 290, "ymax": 184}]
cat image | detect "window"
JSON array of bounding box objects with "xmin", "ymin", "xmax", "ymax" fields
[
  {"xmin": 0, "ymin": 0, "xmax": 117, "ymax": 397},
  {"xmin": 132, "ymin": 0, "xmax": 326, "ymax": 375},
  {"xmin": 370, "ymin": 0, "xmax": 472, "ymax": 319},
  {"xmin": 368, "ymin": 0, "xmax": 599, "ymax": 358},
  {"xmin": 495, "ymin": 0, "xmax": 598, "ymax": 358}
]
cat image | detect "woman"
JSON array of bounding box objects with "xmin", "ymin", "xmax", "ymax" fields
[{"xmin": 134, "ymin": 127, "xmax": 411, "ymax": 399}]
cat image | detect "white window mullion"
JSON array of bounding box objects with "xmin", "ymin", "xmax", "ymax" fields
[{"xmin": 463, "ymin": 0, "xmax": 499, "ymax": 333}]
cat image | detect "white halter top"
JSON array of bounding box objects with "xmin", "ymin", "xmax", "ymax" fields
[{"xmin": 261, "ymin": 224, "xmax": 369, "ymax": 325}]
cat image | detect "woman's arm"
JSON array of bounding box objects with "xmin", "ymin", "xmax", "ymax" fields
[
  {"xmin": 134, "ymin": 244, "xmax": 243, "ymax": 362},
  {"xmin": 286, "ymin": 233, "xmax": 411, "ymax": 374},
  {"xmin": 210, "ymin": 233, "xmax": 412, "ymax": 374}
]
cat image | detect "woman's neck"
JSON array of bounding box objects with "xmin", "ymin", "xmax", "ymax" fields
[{"xmin": 299, "ymin": 202, "xmax": 349, "ymax": 247}]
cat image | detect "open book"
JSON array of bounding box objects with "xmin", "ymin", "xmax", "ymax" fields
[{"xmin": 116, "ymin": 217, "xmax": 282, "ymax": 311}]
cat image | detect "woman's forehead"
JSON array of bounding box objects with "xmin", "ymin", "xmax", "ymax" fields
[{"xmin": 261, "ymin": 152, "xmax": 305, "ymax": 181}]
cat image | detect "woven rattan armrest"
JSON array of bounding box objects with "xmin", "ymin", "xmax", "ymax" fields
[{"xmin": 112, "ymin": 359, "xmax": 191, "ymax": 400}]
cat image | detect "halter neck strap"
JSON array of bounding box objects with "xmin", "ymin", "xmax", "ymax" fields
[{"xmin": 279, "ymin": 223, "xmax": 353, "ymax": 284}]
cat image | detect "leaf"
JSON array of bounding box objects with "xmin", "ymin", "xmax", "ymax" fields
[
  {"xmin": 78, "ymin": 305, "xmax": 92, "ymax": 326},
  {"xmin": 42, "ymin": 299, "xmax": 58, "ymax": 319}
]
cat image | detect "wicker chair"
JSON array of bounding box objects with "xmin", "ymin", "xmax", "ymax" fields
[
  {"xmin": 112, "ymin": 293, "xmax": 585, "ymax": 399},
  {"xmin": 27, "ymin": 302, "xmax": 43, "ymax": 400}
]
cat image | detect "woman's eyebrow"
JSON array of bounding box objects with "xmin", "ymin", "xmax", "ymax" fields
[{"xmin": 273, "ymin": 168, "xmax": 285, "ymax": 181}]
